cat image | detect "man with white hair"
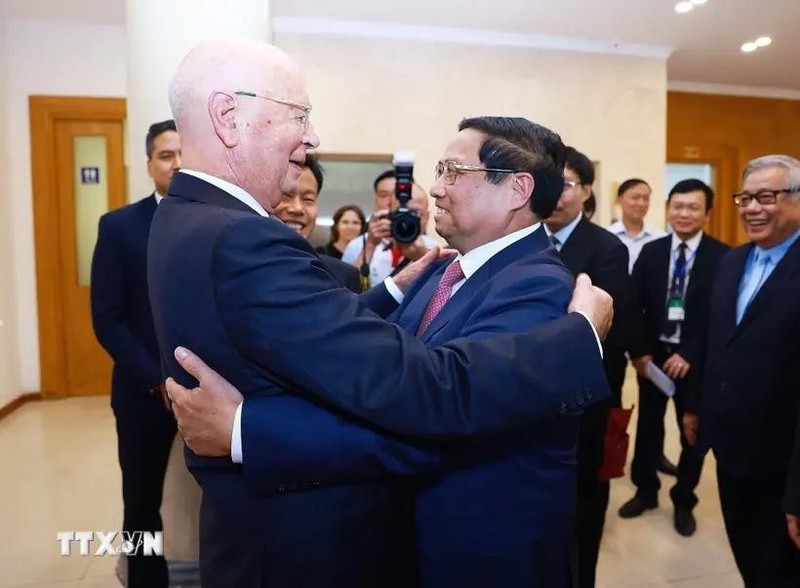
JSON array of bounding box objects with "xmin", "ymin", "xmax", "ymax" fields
[
  {"xmin": 685, "ymin": 154, "xmax": 800, "ymax": 586},
  {"xmin": 148, "ymin": 39, "xmax": 612, "ymax": 587}
]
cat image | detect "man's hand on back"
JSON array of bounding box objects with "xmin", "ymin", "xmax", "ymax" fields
[{"xmin": 568, "ymin": 273, "xmax": 613, "ymax": 341}]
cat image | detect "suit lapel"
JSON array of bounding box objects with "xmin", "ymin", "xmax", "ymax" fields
[
  {"xmin": 722, "ymin": 245, "xmax": 753, "ymax": 343},
  {"xmin": 736, "ymin": 238, "xmax": 800, "ymax": 334},
  {"xmin": 558, "ymin": 217, "xmax": 593, "ymax": 275},
  {"xmin": 168, "ymin": 172, "xmax": 260, "ymax": 216},
  {"xmin": 685, "ymin": 234, "xmax": 710, "ymax": 302},
  {"xmin": 420, "ymin": 226, "xmax": 551, "ymax": 342}
]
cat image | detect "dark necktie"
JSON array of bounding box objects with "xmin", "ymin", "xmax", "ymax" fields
[
  {"xmin": 416, "ymin": 260, "xmax": 464, "ymax": 336},
  {"xmin": 663, "ymin": 242, "xmax": 687, "ymax": 337},
  {"xmin": 550, "ymin": 235, "xmax": 561, "ymax": 250}
]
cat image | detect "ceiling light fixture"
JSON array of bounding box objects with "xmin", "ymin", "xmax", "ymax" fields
[
  {"xmin": 755, "ymin": 36, "xmax": 772, "ymax": 47},
  {"xmin": 741, "ymin": 42, "xmax": 758, "ymax": 53},
  {"xmin": 675, "ymin": 1, "xmax": 694, "ymax": 13}
]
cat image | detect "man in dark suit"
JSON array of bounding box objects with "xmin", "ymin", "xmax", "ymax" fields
[
  {"xmin": 149, "ymin": 41, "xmax": 612, "ymax": 587},
  {"xmin": 684, "ymin": 155, "xmax": 800, "ymax": 586},
  {"xmin": 90, "ymin": 120, "xmax": 181, "ymax": 588},
  {"xmin": 620, "ymin": 179, "xmax": 729, "ymax": 538},
  {"xmin": 272, "ymin": 153, "xmax": 361, "ymax": 292},
  {"xmin": 543, "ymin": 146, "xmax": 630, "ymax": 587}
]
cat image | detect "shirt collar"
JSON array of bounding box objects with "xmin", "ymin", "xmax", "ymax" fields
[
  {"xmin": 544, "ymin": 213, "xmax": 583, "ymax": 245},
  {"xmin": 178, "ymin": 169, "xmax": 269, "ymax": 217},
  {"xmin": 670, "ymin": 230, "xmax": 703, "ymax": 254},
  {"xmin": 456, "ymin": 223, "xmax": 541, "ymax": 280},
  {"xmin": 154, "ymin": 191, "xmax": 164, "ymax": 205},
  {"xmin": 609, "ymin": 220, "xmax": 659, "ymax": 240},
  {"xmin": 755, "ymin": 228, "xmax": 800, "ymax": 263}
]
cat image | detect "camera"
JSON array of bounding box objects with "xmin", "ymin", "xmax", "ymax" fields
[{"xmin": 389, "ymin": 151, "xmax": 421, "ymax": 244}]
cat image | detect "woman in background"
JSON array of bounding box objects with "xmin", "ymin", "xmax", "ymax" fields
[{"xmin": 319, "ymin": 205, "xmax": 366, "ymax": 259}]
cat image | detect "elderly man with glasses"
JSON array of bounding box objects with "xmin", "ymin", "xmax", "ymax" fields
[{"xmin": 684, "ymin": 154, "xmax": 800, "ymax": 587}]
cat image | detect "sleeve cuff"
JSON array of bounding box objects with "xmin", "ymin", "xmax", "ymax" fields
[
  {"xmin": 383, "ymin": 277, "xmax": 405, "ymax": 305},
  {"xmin": 574, "ymin": 311, "xmax": 604, "ymax": 359},
  {"xmin": 231, "ymin": 401, "xmax": 244, "ymax": 463}
]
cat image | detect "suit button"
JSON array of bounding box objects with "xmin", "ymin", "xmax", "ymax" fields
[
  {"xmin": 276, "ymin": 484, "xmax": 286, "ymax": 493},
  {"xmin": 577, "ymin": 398, "xmax": 585, "ymax": 406},
  {"xmin": 312, "ymin": 481, "xmax": 321, "ymax": 487},
  {"xmin": 560, "ymin": 402, "xmax": 568, "ymax": 414}
]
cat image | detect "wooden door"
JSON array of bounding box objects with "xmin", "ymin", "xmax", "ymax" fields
[{"xmin": 30, "ymin": 97, "xmax": 127, "ymax": 397}]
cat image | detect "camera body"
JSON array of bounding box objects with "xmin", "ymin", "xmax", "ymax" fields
[{"xmin": 389, "ymin": 151, "xmax": 421, "ymax": 244}]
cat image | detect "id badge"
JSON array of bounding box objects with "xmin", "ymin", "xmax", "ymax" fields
[{"xmin": 667, "ymin": 297, "xmax": 685, "ymax": 322}]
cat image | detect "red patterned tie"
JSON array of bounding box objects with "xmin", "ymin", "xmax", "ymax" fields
[{"xmin": 416, "ymin": 260, "xmax": 464, "ymax": 336}]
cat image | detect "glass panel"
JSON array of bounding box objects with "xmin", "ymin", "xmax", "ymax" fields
[
  {"xmin": 665, "ymin": 163, "xmax": 714, "ymax": 198},
  {"xmin": 73, "ymin": 136, "xmax": 109, "ymax": 286}
]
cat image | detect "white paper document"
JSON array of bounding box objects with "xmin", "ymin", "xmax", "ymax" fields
[{"xmin": 647, "ymin": 362, "xmax": 676, "ymax": 397}]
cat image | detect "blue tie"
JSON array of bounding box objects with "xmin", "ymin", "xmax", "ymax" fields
[
  {"xmin": 663, "ymin": 242, "xmax": 687, "ymax": 337},
  {"xmin": 736, "ymin": 250, "xmax": 771, "ymax": 324}
]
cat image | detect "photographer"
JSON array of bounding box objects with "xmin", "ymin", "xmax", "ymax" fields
[{"xmin": 342, "ymin": 169, "xmax": 436, "ymax": 288}]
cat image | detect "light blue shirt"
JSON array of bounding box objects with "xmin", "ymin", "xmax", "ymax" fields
[{"xmin": 736, "ymin": 229, "xmax": 800, "ymax": 324}]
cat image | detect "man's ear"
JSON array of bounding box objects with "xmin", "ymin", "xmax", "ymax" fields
[
  {"xmin": 208, "ymin": 91, "xmax": 238, "ymax": 148},
  {"xmin": 512, "ymin": 172, "xmax": 535, "ymax": 210}
]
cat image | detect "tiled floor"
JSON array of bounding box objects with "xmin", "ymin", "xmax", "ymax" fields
[{"xmin": 1, "ymin": 371, "xmax": 742, "ymax": 587}]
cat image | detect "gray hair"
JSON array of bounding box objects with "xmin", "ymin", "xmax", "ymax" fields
[{"xmin": 742, "ymin": 155, "xmax": 800, "ymax": 190}]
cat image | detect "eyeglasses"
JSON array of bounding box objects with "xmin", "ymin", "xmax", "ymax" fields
[
  {"xmin": 732, "ymin": 188, "xmax": 799, "ymax": 207},
  {"xmin": 234, "ymin": 91, "xmax": 312, "ymax": 130},
  {"xmin": 563, "ymin": 179, "xmax": 582, "ymax": 192},
  {"xmin": 434, "ymin": 160, "xmax": 516, "ymax": 185}
]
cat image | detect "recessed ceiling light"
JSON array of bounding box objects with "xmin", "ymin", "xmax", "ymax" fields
[
  {"xmin": 741, "ymin": 42, "xmax": 758, "ymax": 53},
  {"xmin": 690, "ymin": 0, "xmax": 707, "ymax": 5},
  {"xmin": 755, "ymin": 36, "xmax": 772, "ymax": 47},
  {"xmin": 675, "ymin": 1, "xmax": 694, "ymax": 13}
]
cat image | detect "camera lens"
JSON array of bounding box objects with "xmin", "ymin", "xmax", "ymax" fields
[{"xmin": 390, "ymin": 208, "xmax": 421, "ymax": 244}]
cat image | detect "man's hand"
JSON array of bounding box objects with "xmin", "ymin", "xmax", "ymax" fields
[
  {"xmin": 568, "ymin": 273, "xmax": 613, "ymax": 341},
  {"xmin": 366, "ymin": 209, "xmax": 392, "ymax": 245},
  {"xmin": 165, "ymin": 346, "xmax": 243, "ymax": 457},
  {"xmin": 682, "ymin": 411, "xmax": 699, "ymax": 447},
  {"xmin": 631, "ymin": 355, "xmax": 653, "ymax": 379},
  {"xmin": 787, "ymin": 514, "xmax": 800, "ymax": 550},
  {"xmin": 663, "ymin": 352, "xmax": 691, "ymax": 380},
  {"xmin": 392, "ymin": 246, "xmax": 457, "ymax": 293}
]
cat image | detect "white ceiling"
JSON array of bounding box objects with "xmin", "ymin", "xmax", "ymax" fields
[{"xmin": 2, "ymin": 0, "xmax": 798, "ymax": 92}]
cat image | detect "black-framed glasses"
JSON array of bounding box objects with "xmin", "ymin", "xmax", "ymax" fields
[
  {"xmin": 234, "ymin": 91, "xmax": 312, "ymax": 130},
  {"xmin": 434, "ymin": 160, "xmax": 516, "ymax": 185},
  {"xmin": 732, "ymin": 188, "xmax": 799, "ymax": 207}
]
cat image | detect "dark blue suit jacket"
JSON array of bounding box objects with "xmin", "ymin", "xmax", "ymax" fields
[
  {"xmin": 689, "ymin": 238, "xmax": 800, "ymax": 512},
  {"xmin": 392, "ymin": 228, "xmax": 581, "ymax": 588},
  {"xmin": 148, "ymin": 172, "xmax": 608, "ymax": 586},
  {"xmin": 91, "ymin": 195, "xmax": 167, "ymax": 417}
]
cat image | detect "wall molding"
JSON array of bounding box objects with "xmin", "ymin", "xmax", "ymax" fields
[
  {"xmin": 669, "ymin": 81, "xmax": 800, "ymax": 101},
  {"xmin": 273, "ymin": 17, "xmax": 673, "ymax": 60},
  {"xmin": 0, "ymin": 392, "xmax": 41, "ymax": 421}
]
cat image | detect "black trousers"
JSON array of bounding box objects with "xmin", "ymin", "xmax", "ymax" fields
[
  {"xmin": 631, "ymin": 344, "xmax": 704, "ymax": 509},
  {"xmin": 717, "ymin": 465, "xmax": 800, "ymax": 587},
  {"xmin": 575, "ymin": 352, "xmax": 625, "ymax": 588},
  {"xmin": 114, "ymin": 399, "xmax": 177, "ymax": 588}
]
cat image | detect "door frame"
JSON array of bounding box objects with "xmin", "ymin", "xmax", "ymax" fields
[{"xmin": 29, "ymin": 96, "xmax": 126, "ymax": 397}]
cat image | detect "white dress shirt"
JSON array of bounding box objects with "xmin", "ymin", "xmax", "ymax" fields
[
  {"xmin": 542, "ymin": 213, "xmax": 583, "ymax": 252},
  {"xmin": 660, "ymin": 231, "xmax": 703, "ymax": 345},
  {"xmin": 607, "ymin": 220, "xmax": 666, "ymax": 273}
]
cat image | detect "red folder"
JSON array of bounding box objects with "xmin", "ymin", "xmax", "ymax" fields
[{"xmin": 598, "ymin": 406, "xmax": 634, "ymax": 481}]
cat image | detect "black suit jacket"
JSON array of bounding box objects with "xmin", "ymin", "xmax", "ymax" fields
[
  {"xmin": 557, "ymin": 216, "xmax": 630, "ymax": 426},
  {"xmin": 320, "ymin": 254, "xmax": 360, "ymax": 293},
  {"xmin": 629, "ymin": 233, "xmax": 730, "ymax": 369},
  {"xmin": 90, "ymin": 195, "xmax": 165, "ymax": 414},
  {"xmin": 689, "ymin": 237, "xmax": 800, "ymax": 512}
]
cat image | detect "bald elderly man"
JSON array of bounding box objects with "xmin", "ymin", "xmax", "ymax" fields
[{"xmin": 148, "ymin": 39, "xmax": 612, "ymax": 587}]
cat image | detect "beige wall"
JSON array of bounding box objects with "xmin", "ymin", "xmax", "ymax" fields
[
  {"xmin": 0, "ymin": 23, "xmax": 21, "ymax": 407},
  {"xmin": 2, "ymin": 21, "xmax": 668, "ymax": 399},
  {"xmin": 277, "ymin": 33, "xmax": 668, "ymax": 232},
  {"xmin": 4, "ymin": 20, "xmax": 126, "ymax": 397}
]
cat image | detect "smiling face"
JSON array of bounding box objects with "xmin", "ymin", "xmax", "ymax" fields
[
  {"xmin": 667, "ymin": 190, "xmax": 709, "ymax": 241},
  {"xmin": 230, "ymin": 64, "xmax": 320, "ymax": 210},
  {"xmin": 273, "ymin": 166, "xmax": 319, "ymax": 239},
  {"xmin": 336, "ymin": 209, "xmax": 364, "ymax": 243},
  {"xmin": 430, "ymin": 128, "xmax": 525, "ymax": 254},
  {"xmin": 618, "ymin": 182, "xmax": 651, "ymax": 224},
  {"xmin": 738, "ymin": 166, "xmax": 800, "ymax": 248}
]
